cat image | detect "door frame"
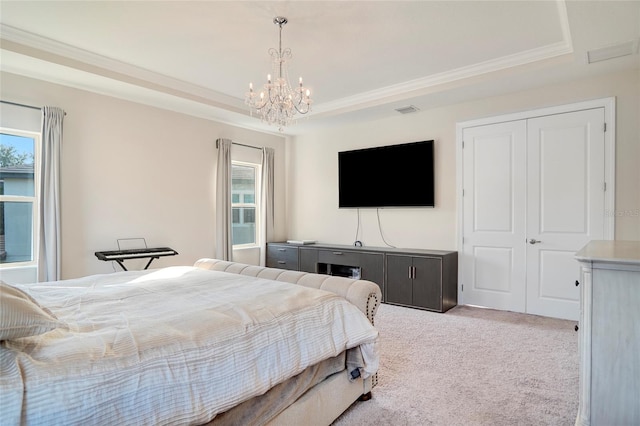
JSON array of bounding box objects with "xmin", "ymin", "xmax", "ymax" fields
[{"xmin": 455, "ymin": 97, "xmax": 616, "ymax": 306}]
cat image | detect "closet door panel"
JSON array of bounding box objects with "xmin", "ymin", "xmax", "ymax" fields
[
  {"xmin": 461, "ymin": 121, "xmax": 527, "ymax": 313},
  {"xmin": 526, "ymin": 108, "xmax": 605, "ymax": 320}
]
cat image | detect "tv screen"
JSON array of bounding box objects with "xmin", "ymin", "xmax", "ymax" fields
[{"xmin": 338, "ymin": 140, "xmax": 434, "ymax": 208}]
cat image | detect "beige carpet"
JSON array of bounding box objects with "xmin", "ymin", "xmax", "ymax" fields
[{"xmin": 333, "ymin": 303, "xmax": 579, "ymax": 426}]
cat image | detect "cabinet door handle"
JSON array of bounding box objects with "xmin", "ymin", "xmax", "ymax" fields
[
  {"xmin": 278, "ymin": 261, "xmax": 286, "ymax": 264},
  {"xmin": 575, "ymin": 280, "xmax": 580, "ymax": 287},
  {"xmin": 408, "ymin": 266, "xmax": 416, "ymax": 279},
  {"xmin": 332, "ymin": 252, "xmax": 343, "ymax": 255},
  {"xmin": 278, "ymin": 249, "xmax": 286, "ymax": 252}
]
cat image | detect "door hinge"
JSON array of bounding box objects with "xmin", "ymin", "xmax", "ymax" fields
[
  {"xmin": 604, "ymin": 123, "xmax": 607, "ymax": 132},
  {"xmin": 462, "ymin": 189, "xmax": 465, "ymax": 196},
  {"xmin": 462, "ymin": 284, "xmax": 464, "ymax": 292},
  {"xmin": 462, "ymin": 140, "xmax": 465, "ymax": 149},
  {"xmin": 604, "ymin": 182, "xmax": 607, "ymax": 191}
]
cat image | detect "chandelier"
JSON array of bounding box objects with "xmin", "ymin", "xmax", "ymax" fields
[{"xmin": 245, "ymin": 16, "xmax": 312, "ymax": 131}]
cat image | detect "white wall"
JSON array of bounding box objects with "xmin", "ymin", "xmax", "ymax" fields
[
  {"xmin": 287, "ymin": 68, "xmax": 640, "ymax": 250},
  {"xmin": 1, "ymin": 72, "xmax": 287, "ymax": 279}
]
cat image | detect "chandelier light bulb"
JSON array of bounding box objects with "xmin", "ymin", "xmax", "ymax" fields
[{"xmin": 245, "ymin": 16, "xmax": 313, "ymax": 131}]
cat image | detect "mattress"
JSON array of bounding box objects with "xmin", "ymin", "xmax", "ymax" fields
[{"xmin": 1, "ymin": 266, "xmax": 379, "ymax": 425}]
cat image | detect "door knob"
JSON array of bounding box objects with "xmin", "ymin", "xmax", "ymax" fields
[{"xmin": 528, "ymin": 239, "xmax": 542, "ymax": 244}]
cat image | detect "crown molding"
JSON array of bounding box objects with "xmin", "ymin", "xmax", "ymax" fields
[
  {"xmin": 0, "ymin": 23, "xmax": 245, "ymax": 111},
  {"xmin": 312, "ymin": 0, "xmax": 574, "ymax": 116},
  {"xmin": 313, "ymin": 41, "xmax": 573, "ymax": 116},
  {"xmin": 0, "ymin": 0, "xmax": 574, "ymax": 121}
]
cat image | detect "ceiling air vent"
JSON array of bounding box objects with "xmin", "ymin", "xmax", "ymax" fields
[
  {"xmin": 586, "ymin": 39, "xmax": 638, "ymax": 64},
  {"xmin": 395, "ymin": 105, "xmax": 420, "ymax": 114}
]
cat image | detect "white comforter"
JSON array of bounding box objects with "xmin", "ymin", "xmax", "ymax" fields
[{"xmin": 1, "ymin": 266, "xmax": 379, "ymax": 425}]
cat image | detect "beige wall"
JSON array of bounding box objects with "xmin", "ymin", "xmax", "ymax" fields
[
  {"xmin": 2, "ymin": 67, "xmax": 637, "ymax": 280},
  {"xmin": 1, "ymin": 72, "xmax": 287, "ymax": 279},
  {"xmin": 287, "ymin": 68, "xmax": 640, "ymax": 250}
]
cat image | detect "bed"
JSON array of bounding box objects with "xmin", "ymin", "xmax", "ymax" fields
[{"xmin": 0, "ymin": 258, "xmax": 381, "ymax": 425}]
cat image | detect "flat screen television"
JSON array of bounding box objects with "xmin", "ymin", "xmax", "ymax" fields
[{"xmin": 338, "ymin": 140, "xmax": 434, "ymax": 208}]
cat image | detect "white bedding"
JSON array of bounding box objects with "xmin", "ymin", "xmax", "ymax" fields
[{"xmin": 1, "ymin": 266, "xmax": 379, "ymax": 425}]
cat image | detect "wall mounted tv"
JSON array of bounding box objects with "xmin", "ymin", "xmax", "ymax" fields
[{"xmin": 338, "ymin": 140, "xmax": 435, "ymax": 208}]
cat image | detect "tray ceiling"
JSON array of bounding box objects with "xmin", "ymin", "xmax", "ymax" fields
[{"xmin": 1, "ymin": 1, "xmax": 638, "ymax": 134}]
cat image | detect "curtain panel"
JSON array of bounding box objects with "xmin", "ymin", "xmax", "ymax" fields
[
  {"xmin": 38, "ymin": 106, "xmax": 64, "ymax": 282},
  {"xmin": 215, "ymin": 138, "xmax": 233, "ymax": 261},
  {"xmin": 260, "ymin": 147, "xmax": 275, "ymax": 266}
]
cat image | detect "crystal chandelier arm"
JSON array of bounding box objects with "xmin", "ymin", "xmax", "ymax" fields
[
  {"xmin": 292, "ymin": 80, "xmax": 311, "ymax": 114},
  {"xmin": 266, "ymin": 84, "xmax": 282, "ymax": 106},
  {"xmin": 293, "ymin": 100, "xmax": 311, "ymax": 114}
]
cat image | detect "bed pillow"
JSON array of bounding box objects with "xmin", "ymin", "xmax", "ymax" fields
[{"xmin": 0, "ymin": 280, "xmax": 62, "ymax": 340}]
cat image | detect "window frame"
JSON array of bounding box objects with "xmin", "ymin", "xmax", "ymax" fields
[
  {"xmin": 0, "ymin": 127, "xmax": 41, "ymax": 270},
  {"xmin": 231, "ymin": 160, "xmax": 261, "ymax": 249}
]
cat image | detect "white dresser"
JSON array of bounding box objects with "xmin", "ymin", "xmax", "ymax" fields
[{"xmin": 575, "ymin": 240, "xmax": 640, "ymax": 426}]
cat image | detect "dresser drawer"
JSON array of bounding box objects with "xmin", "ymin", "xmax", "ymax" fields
[
  {"xmin": 318, "ymin": 249, "xmax": 360, "ymax": 267},
  {"xmin": 267, "ymin": 245, "xmax": 299, "ymax": 270}
]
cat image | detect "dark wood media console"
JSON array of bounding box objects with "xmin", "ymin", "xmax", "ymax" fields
[{"xmin": 267, "ymin": 242, "xmax": 458, "ymax": 313}]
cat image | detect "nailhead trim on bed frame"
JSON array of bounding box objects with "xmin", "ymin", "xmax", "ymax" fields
[
  {"xmin": 364, "ymin": 292, "xmax": 379, "ymax": 388},
  {"xmin": 366, "ymin": 292, "xmax": 379, "ymax": 325}
]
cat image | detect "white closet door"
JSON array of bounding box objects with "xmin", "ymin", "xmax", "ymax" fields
[
  {"xmin": 462, "ymin": 121, "xmax": 527, "ymax": 313},
  {"xmin": 461, "ymin": 108, "xmax": 606, "ymax": 320},
  {"xmin": 526, "ymin": 109, "xmax": 605, "ymax": 320}
]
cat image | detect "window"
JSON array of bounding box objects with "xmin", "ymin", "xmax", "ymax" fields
[
  {"xmin": 0, "ymin": 129, "xmax": 40, "ymax": 268},
  {"xmin": 231, "ymin": 162, "xmax": 260, "ymax": 247}
]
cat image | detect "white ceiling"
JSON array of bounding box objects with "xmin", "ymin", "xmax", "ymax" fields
[{"xmin": 1, "ymin": 1, "xmax": 639, "ymax": 135}]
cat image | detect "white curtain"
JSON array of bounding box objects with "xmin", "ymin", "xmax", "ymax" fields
[
  {"xmin": 260, "ymin": 147, "xmax": 275, "ymax": 266},
  {"xmin": 38, "ymin": 107, "xmax": 64, "ymax": 282},
  {"xmin": 215, "ymin": 138, "xmax": 233, "ymax": 261}
]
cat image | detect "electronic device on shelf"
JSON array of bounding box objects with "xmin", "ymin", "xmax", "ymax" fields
[{"xmin": 286, "ymin": 240, "xmax": 316, "ymax": 245}]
